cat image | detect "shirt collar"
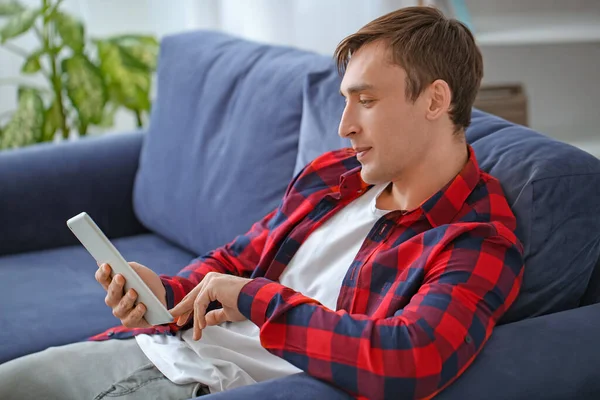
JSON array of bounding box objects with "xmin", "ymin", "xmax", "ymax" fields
[
  {"xmin": 420, "ymin": 145, "xmax": 481, "ymax": 227},
  {"xmin": 338, "ymin": 145, "xmax": 481, "ymax": 227}
]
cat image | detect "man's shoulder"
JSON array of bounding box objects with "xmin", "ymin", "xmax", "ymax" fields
[{"xmin": 459, "ymin": 170, "xmax": 520, "ymax": 246}]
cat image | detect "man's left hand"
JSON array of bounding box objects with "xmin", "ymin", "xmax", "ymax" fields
[{"xmin": 169, "ymin": 272, "xmax": 252, "ymax": 340}]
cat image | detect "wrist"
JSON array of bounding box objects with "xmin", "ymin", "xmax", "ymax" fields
[{"xmin": 160, "ymin": 277, "xmax": 174, "ymax": 309}]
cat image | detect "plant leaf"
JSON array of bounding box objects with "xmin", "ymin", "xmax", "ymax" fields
[
  {"xmin": 98, "ymin": 102, "xmax": 117, "ymax": 127},
  {"xmin": 54, "ymin": 11, "xmax": 84, "ymax": 53},
  {"xmin": 0, "ymin": 7, "xmax": 39, "ymax": 43},
  {"xmin": 42, "ymin": 100, "xmax": 61, "ymax": 141},
  {"xmin": 21, "ymin": 49, "xmax": 42, "ymax": 74},
  {"xmin": 110, "ymin": 35, "xmax": 159, "ymax": 71},
  {"xmin": 62, "ymin": 54, "xmax": 107, "ymax": 125},
  {"xmin": 0, "ymin": 87, "xmax": 44, "ymax": 150},
  {"xmin": 0, "ymin": 0, "xmax": 24, "ymax": 16},
  {"xmin": 97, "ymin": 40, "xmax": 151, "ymax": 112},
  {"xmin": 112, "ymin": 69, "xmax": 150, "ymax": 111},
  {"xmin": 115, "ymin": 43, "xmax": 152, "ymax": 72},
  {"xmin": 110, "ymin": 34, "xmax": 158, "ymax": 45}
]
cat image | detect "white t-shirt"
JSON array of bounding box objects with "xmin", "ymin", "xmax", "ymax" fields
[{"xmin": 136, "ymin": 181, "xmax": 393, "ymax": 394}]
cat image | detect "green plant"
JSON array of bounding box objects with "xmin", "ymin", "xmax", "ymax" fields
[{"xmin": 0, "ymin": 0, "xmax": 159, "ymax": 150}]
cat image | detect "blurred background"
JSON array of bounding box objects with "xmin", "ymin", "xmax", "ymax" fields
[{"xmin": 1, "ymin": 0, "xmax": 599, "ymax": 156}]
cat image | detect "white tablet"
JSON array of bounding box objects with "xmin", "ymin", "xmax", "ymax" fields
[{"xmin": 67, "ymin": 212, "xmax": 174, "ymax": 326}]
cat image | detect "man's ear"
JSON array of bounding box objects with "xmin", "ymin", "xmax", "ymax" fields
[{"xmin": 425, "ymin": 79, "xmax": 452, "ymax": 121}]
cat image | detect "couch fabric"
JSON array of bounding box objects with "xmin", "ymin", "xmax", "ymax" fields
[
  {"xmin": 1, "ymin": 30, "xmax": 600, "ymax": 400},
  {"xmin": 0, "ymin": 233, "xmax": 194, "ymax": 363},
  {"xmin": 134, "ymin": 31, "xmax": 327, "ymax": 256},
  {"xmin": 0, "ymin": 131, "xmax": 147, "ymax": 257}
]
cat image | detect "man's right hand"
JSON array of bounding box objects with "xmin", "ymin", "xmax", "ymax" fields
[{"xmin": 95, "ymin": 261, "xmax": 167, "ymax": 328}]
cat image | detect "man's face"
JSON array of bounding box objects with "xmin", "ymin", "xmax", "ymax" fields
[{"xmin": 339, "ymin": 41, "xmax": 432, "ymax": 185}]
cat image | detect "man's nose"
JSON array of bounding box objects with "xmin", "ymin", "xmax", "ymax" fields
[{"xmin": 338, "ymin": 106, "xmax": 359, "ymax": 138}]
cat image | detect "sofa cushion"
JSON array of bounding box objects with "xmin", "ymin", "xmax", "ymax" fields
[
  {"xmin": 293, "ymin": 65, "xmax": 350, "ymax": 175},
  {"xmin": 0, "ymin": 233, "xmax": 194, "ymax": 364},
  {"xmin": 296, "ymin": 65, "xmax": 600, "ymax": 323},
  {"xmin": 581, "ymin": 258, "xmax": 600, "ymax": 305},
  {"xmin": 468, "ymin": 110, "xmax": 600, "ymax": 322},
  {"xmin": 134, "ymin": 31, "xmax": 329, "ymax": 255}
]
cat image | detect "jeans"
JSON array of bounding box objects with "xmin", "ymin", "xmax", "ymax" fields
[{"xmin": 0, "ymin": 337, "xmax": 209, "ymax": 400}]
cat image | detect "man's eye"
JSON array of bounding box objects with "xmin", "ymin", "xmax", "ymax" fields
[{"xmin": 359, "ymin": 99, "xmax": 373, "ymax": 106}]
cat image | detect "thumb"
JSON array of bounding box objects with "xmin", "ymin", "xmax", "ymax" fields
[
  {"xmin": 205, "ymin": 309, "xmax": 228, "ymax": 327},
  {"xmin": 169, "ymin": 296, "xmax": 193, "ymax": 318},
  {"xmin": 128, "ymin": 261, "xmax": 142, "ymax": 269}
]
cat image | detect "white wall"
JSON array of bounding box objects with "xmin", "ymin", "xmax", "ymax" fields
[
  {"xmin": 466, "ymin": 0, "xmax": 600, "ymax": 146},
  {"xmin": 481, "ymin": 43, "xmax": 600, "ymax": 143},
  {"xmin": 1, "ymin": 0, "xmax": 599, "ymax": 148}
]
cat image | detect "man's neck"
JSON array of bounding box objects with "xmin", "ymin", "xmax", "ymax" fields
[{"xmin": 377, "ymin": 142, "xmax": 469, "ymax": 212}]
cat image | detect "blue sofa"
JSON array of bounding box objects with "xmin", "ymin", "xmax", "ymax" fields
[{"xmin": 1, "ymin": 31, "xmax": 600, "ymax": 399}]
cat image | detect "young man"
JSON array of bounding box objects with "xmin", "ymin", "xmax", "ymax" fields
[{"xmin": 0, "ymin": 6, "xmax": 523, "ymax": 400}]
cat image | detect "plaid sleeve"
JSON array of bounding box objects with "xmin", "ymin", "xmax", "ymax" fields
[
  {"xmin": 159, "ymin": 163, "xmax": 312, "ymax": 332},
  {"xmin": 155, "ymin": 207, "xmax": 277, "ymax": 331},
  {"xmin": 159, "ymin": 206, "xmax": 278, "ymax": 309},
  {"xmin": 238, "ymin": 232, "xmax": 524, "ymax": 400}
]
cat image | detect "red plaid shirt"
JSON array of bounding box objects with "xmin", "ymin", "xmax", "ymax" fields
[{"xmin": 91, "ymin": 146, "xmax": 524, "ymax": 400}]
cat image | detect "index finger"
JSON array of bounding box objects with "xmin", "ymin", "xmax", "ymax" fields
[
  {"xmin": 95, "ymin": 263, "xmax": 113, "ymax": 289},
  {"xmin": 194, "ymin": 287, "xmax": 211, "ymax": 331}
]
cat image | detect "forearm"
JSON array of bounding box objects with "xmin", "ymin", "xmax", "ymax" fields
[
  {"xmin": 161, "ymin": 206, "xmax": 278, "ymax": 306},
  {"xmin": 235, "ymin": 224, "xmax": 522, "ymax": 399},
  {"xmin": 239, "ymin": 278, "xmax": 497, "ymax": 400},
  {"xmin": 161, "ymin": 160, "xmax": 312, "ymax": 309}
]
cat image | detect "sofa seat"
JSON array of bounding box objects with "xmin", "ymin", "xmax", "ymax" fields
[{"xmin": 0, "ymin": 233, "xmax": 195, "ymax": 364}]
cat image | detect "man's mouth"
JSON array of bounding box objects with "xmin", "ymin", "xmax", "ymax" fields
[{"xmin": 356, "ymin": 148, "xmax": 372, "ymax": 159}]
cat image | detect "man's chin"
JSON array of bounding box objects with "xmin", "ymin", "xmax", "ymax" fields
[{"xmin": 360, "ymin": 169, "xmax": 378, "ymax": 185}]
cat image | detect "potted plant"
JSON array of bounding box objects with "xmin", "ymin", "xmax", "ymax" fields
[{"xmin": 0, "ymin": 0, "xmax": 159, "ymax": 150}]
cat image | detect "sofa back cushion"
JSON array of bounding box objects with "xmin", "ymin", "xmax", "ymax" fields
[
  {"xmin": 293, "ymin": 65, "xmax": 350, "ymax": 175},
  {"xmin": 468, "ymin": 110, "xmax": 600, "ymax": 322},
  {"xmin": 581, "ymin": 258, "xmax": 600, "ymax": 305},
  {"xmin": 134, "ymin": 31, "xmax": 329, "ymax": 255},
  {"xmin": 296, "ymin": 66, "xmax": 600, "ymax": 323}
]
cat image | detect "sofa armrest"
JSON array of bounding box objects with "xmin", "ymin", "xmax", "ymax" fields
[
  {"xmin": 196, "ymin": 372, "xmax": 352, "ymax": 400},
  {"xmin": 437, "ymin": 302, "xmax": 600, "ymax": 400},
  {"xmin": 0, "ymin": 131, "xmax": 149, "ymax": 256},
  {"xmin": 198, "ymin": 303, "xmax": 600, "ymax": 400}
]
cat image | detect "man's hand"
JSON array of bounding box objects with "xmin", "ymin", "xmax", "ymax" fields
[
  {"xmin": 95, "ymin": 261, "xmax": 166, "ymax": 328},
  {"xmin": 169, "ymin": 272, "xmax": 252, "ymax": 340}
]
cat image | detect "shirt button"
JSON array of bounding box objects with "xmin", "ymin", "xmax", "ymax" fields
[
  {"xmin": 465, "ymin": 335, "xmax": 472, "ymax": 344},
  {"xmin": 357, "ymin": 189, "xmax": 363, "ymax": 193}
]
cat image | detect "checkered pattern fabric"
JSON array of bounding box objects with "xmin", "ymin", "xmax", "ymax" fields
[{"xmin": 91, "ymin": 146, "xmax": 523, "ymax": 400}]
